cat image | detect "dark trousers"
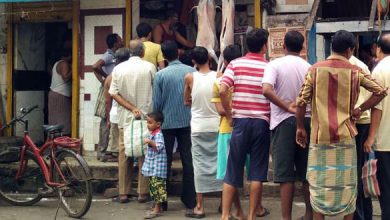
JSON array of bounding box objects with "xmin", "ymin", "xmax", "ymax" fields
[
  {"xmin": 354, "ymin": 124, "xmax": 373, "ymax": 220},
  {"xmin": 375, "ymin": 151, "xmax": 390, "ymax": 220},
  {"xmin": 162, "ymin": 127, "xmax": 196, "ymax": 209}
]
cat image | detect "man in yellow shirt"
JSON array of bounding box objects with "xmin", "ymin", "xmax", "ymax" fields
[{"xmin": 136, "ymin": 23, "xmax": 165, "ymax": 70}]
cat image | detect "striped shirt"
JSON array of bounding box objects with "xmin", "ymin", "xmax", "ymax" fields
[
  {"xmin": 221, "ymin": 53, "xmax": 270, "ymax": 121},
  {"xmin": 153, "ymin": 60, "xmax": 195, "ymax": 129},
  {"xmin": 297, "ymin": 54, "xmax": 387, "ymax": 145},
  {"xmin": 142, "ymin": 129, "xmax": 167, "ymax": 178}
]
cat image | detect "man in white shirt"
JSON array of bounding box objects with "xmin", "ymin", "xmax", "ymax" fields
[
  {"xmin": 364, "ymin": 33, "xmax": 390, "ymax": 220},
  {"xmin": 262, "ymin": 31, "xmax": 312, "ymax": 220},
  {"xmin": 349, "ymin": 55, "xmax": 373, "ymax": 220},
  {"xmin": 109, "ymin": 40, "xmax": 156, "ymax": 203}
]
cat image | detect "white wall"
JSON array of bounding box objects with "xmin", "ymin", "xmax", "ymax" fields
[{"xmin": 80, "ymin": 0, "xmax": 125, "ymax": 152}]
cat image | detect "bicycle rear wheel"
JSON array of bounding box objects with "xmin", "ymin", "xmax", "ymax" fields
[
  {"xmin": 53, "ymin": 149, "xmax": 92, "ymax": 218},
  {"xmin": 0, "ymin": 149, "xmax": 45, "ymax": 205}
]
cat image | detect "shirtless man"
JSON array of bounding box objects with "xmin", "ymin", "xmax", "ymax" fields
[{"xmin": 152, "ymin": 10, "xmax": 194, "ymax": 49}]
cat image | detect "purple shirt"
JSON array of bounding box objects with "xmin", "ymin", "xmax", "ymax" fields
[{"xmin": 263, "ymin": 55, "xmax": 311, "ymax": 130}]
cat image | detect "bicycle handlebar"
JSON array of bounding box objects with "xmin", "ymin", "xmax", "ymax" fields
[{"xmin": 1, "ymin": 105, "xmax": 39, "ymax": 130}]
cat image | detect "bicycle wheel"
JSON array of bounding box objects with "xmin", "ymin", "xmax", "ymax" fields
[
  {"xmin": 0, "ymin": 149, "xmax": 45, "ymax": 206},
  {"xmin": 52, "ymin": 149, "xmax": 92, "ymax": 218}
]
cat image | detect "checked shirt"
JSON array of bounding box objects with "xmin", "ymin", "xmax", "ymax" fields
[{"xmin": 142, "ymin": 129, "xmax": 167, "ymax": 179}]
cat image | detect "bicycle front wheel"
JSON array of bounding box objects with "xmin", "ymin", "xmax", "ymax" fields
[
  {"xmin": 52, "ymin": 149, "xmax": 92, "ymax": 218},
  {"xmin": 0, "ymin": 149, "xmax": 45, "ymax": 206}
]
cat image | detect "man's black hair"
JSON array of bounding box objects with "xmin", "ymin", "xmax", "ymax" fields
[
  {"xmin": 223, "ymin": 44, "xmax": 241, "ymax": 63},
  {"xmin": 179, "ymin": 49, "xmax": 193, "ymax": 66},
  {"xmin": 284, "ymin": 30, "xmax": 304, "ymax": 53},
  {"xmin": 61, "ymin": 48, "xmax": 72, "ymax": 58},
  {"xmin": 246, "ymin": 28, "xmax": 269, "ymax": 53},
  {"xmin": 165, "ymin": 10, "xmax": 178, "ymax": 20},
  {"xmin": 136, "ymin": 23, "xmax": 153, "ymax": 38},
  {"xmin": 106, "ymin": 33, "xmax": 119, "ymax": 49},
  {"xmin": 331, "ymin": 30, "xmax": 356, "ymax": 54},
  {"xmin": 161, "ymin": 41, "xmax": 178, "ymax": 61},
  {"xmin": 115, "ymin": 47, "xmax": 130, "ymax": 63},
  {"xmin": 192, "ymin": 46, "xmax": 209, "ymax": 65},
  {"xmin": 147, "ymin": 111, "xmax": 164, "ymax": 123},
  {"xmin": 378, "ymin": 33, "xmax": 390, "ymax": 54}
]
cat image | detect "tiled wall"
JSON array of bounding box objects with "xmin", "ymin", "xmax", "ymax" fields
[{"xmin": 80, "ymin": 3, "xmax": 124, "ymax": 152}]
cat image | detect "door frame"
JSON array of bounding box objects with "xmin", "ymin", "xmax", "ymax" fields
[{"xmin": 6, "ymin": 1, "xmax": 80, "ymax": 137}]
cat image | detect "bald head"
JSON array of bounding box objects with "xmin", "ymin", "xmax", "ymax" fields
[
  {"xmin": 129, "ymin": 39, "xmax": 145, "ymax": 57},
  {"xmin": 378, "ymin": 33, "xmax": 390, "ymax": 55}
]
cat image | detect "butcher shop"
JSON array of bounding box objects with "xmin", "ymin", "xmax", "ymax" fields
[{"xmin": 0, "ymin": 0, "xmax": 314, "ymax": 154}]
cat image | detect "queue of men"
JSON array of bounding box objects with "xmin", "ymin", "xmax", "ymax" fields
[{"xmin": 92, "ymin": 23, "xmax": 390, "ymax": 220}]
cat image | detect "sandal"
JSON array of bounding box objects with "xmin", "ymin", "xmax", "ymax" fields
[
  {"xmin": 185, "ymin": 209, "xmax": 206, "ymax": 219},
  {"xmin": 256, "ymin": 207, "xmax": 270, "ymax": 217},
  {"xmin": 112, "ymin": 196, "xmax": 130, "ymax": 204},
  {"xmin": 144, "ymin": 211, "xmax": 162, "ymax": 219}
]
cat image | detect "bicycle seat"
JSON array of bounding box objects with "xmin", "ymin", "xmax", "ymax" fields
[{"xmin": 42, "ymin": 124, "xmax": 64, "ymax": 134}]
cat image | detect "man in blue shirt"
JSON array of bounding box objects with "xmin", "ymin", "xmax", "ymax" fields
[{"xmin": 153, "ymin": 41, "xmax": 196, "ymax": 215}]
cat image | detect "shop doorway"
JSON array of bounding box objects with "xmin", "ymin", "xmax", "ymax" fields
[{"xmin": 12, "ymin": 22, "xmax": 71, "ymax": 143}]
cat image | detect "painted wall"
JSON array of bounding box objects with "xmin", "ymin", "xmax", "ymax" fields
[{"xmin": 275, "ymin": 0, "xmax": 314, "ymax": 13}]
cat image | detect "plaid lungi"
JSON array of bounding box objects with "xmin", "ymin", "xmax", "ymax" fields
[{"xmin": 307, "ymin": 138, "xmax": 357, "ymax": 216}]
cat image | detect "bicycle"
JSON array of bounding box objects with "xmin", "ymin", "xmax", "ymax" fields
[{"xmin": 0, "ymin": 105, "xmax": 92, "ymax": 218}]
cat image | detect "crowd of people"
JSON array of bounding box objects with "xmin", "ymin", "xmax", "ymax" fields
[{"xmin": 90, "ymin": 21, "xmax": 390, "ymax": 220}]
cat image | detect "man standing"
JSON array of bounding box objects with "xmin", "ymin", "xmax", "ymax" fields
[
  {"xmin": 136, "ymin": 23, "xmax": 165, "ymax": 69},
  {"xmin": 103, "ymin": 48, "xmax": 131, "ymax": 162},
  {"xmin": 109, "ymin": 40, "xmax": 156, "ymax": 203},
  {"xmin": 364, "ymin": 33, "xmax": 390, "ymax": 220},
  {"xmin": 152, "ymin": 41, "xmax": 196, "ymax": 214},
  {"xmin": 184, "ymin": 47, "xmax": 221, "ymax": 218},
  {"xmin": 262, "ymin": 30, "xmax": 312, "ymax": 220},
  {"xmin": 220, "ymin": 28, "xmax": 271, "ymax": 220},
  {"xmin": 296, "ymin": 30, "xmax": 386, "ymax": 220},
  {"xmin": 93, "ymin": 33, "xmax": 123, "ymax": 161},
  {"xmin": 349, "ymin": 55, "xmax": 373, "ymax": 220}
]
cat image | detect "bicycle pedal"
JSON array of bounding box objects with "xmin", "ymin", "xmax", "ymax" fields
[{"xmin": 38, "ymin": 187, "xmax": 56, "ymax": 197}]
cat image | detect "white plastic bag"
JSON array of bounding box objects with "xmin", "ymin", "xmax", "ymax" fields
[{"xmin": 124, "ymin": 119, "xmax": 148, "ymax": 157}]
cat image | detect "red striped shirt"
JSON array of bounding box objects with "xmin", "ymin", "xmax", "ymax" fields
[{"xmin": 221, "ymin": 53, "xmax": 270, "ymax": 121}]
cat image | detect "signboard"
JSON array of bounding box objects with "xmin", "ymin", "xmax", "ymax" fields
[{"xmin": 268, "ymin": 26, "xmax": 307, "ymax": 59}]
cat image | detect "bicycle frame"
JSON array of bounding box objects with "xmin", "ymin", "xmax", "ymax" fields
[{"xmin": 16, "ymin": 131, "xmax": 68, "ymax": 188}]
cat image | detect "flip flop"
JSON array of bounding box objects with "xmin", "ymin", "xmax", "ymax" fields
[
  {"xmin": 112, "ymin": 196, "xmax": 130, "ymax": 204},
  {"xmin": 144, "ymin": 211, "xmax": 162, "ymax": 219},
  {"xmin": 185, "ymin": 210, "xmax": 206, "ymax": 219},
  {"xmin": 256, "ymin": 207, "xmax": 270, "ymax": 217}
]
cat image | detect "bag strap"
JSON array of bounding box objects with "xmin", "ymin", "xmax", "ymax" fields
[
  {"xmin": 131, "ymin": 119, "xmax": 134, "ymax": 157},
  {"xmin": 140, "ymin": 120, "xmax": 144, "ymax": 156}
]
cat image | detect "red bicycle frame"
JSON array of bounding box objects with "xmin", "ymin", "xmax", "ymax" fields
[{"xmin": 16, "ymin": 132, "xmax": 67, "ymax": 187}]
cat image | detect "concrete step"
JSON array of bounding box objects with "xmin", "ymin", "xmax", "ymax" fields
[{"xmin": 85, "ymin": 154, "xmax": 289, "ymax": 198}]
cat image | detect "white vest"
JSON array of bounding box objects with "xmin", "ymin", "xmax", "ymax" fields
[
  {"xmin": 50, "ymin": 60, "xmax": 71, "ymax": 97},
  {"xmin": 190, "ymin": 71, "xmax": 220, "ymax": 132}
]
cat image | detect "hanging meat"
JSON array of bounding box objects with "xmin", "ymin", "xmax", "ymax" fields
[
  {"xmin": 195, "ymin": 0, "xmax": 219, "ymax": 64},
  {"xmin": 217, "ymin": 0, "xmax": 235, "ymax": 72}
]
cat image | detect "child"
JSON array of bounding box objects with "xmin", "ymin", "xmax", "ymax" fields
[
  {"xmin": 211, "ymin": 45, "xmax": 245, "ymax": 219},
  {"xmin": 142, "ymin": 111, "xmax": 167, "ymax": 219}
]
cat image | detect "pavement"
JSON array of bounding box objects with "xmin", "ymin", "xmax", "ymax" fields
[{"xmin": 0, "ymin": 196, "xmax": 382, "ymax": 220}]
